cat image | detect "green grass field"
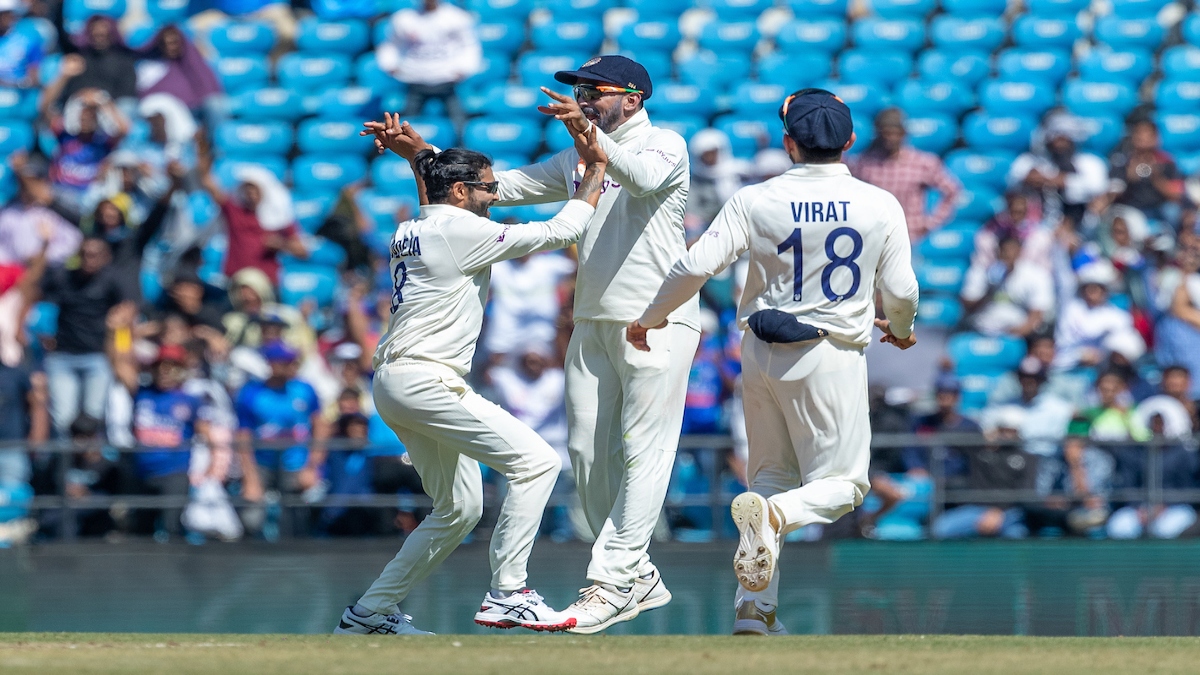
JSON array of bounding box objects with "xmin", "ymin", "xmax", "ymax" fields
[{"xmin": 3, "ymin": 634, "xmax": 1200, "ymax": 675}]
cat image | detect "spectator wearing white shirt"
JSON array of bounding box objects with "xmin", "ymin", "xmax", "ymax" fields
[
  {"xmin": 484, "ymin": 250, "xmax": 576, "ymax": 361},
  {"xmin": 1008, "ymin": 113, "xmax": 1110, "ymax": 226},
  {"xmin": 961, "ymin": 236, "xmax": 1055, "ymax": 338},
  {"xmin": 376, "ymin": 0, "xmax": 480, "ymax": 139},
  {"xmin": 1054, "ymin": 260, "xmax": 1145, "ymax": 371}
]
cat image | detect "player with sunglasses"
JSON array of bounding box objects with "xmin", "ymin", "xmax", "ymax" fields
[{"xmin": 337, "ymin": 123, "xmax": 610, "ymax": 636}]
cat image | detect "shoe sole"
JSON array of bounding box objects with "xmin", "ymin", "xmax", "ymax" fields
[
  {"xmin": 565, "ymin": 604, "xmax": 640, "ymax": 635},
  {"xmin": 732, "ymin": 619, "xmax": 768, "ymax": 636},
  {"xmin": 731, "ymin": 493, "xmax": 776, "ymax": 593},
  {"xmin": 637, "ymin": 588, "xmax": 673, "ymax": 613},
  {"xmin": 474, "ymin": 616, "xmax": 577, "ymax": 633}
]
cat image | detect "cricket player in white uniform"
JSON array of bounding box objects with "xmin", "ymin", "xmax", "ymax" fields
[
  {"xmin": 370, "ymin": 55, "xmax": 699, "ymax": 634},
  {"xmin": 627, "ymin": 89, "xmax": 921, "ymax": 636},
  {"xmin": 335, "ymin": 121, "xmax": 609, "ymax": 635}
]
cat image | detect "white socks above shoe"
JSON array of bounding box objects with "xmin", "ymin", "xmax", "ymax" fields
[{"xmin": 351, "ymin": 604, "xmax": 376, "ymax": 618}]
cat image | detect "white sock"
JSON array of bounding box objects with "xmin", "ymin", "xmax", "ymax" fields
[
  {"xmin": 489, "ymin": 589, "xmax": 515, "ymax": 599},
  {"xmin": 350, "ymin": 604, "xmax": 376, "ymax": 618},
  {"xmin": 599, "ymin": 582, "xmax": 632, "ymax": 594}
]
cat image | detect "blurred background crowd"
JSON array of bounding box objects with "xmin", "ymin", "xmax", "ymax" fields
[{"xmin": 3, "ymin": 0, "xmax": 1200, "ymax": 546}]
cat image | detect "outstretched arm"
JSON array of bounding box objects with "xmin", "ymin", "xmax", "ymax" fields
[
  {"xmin": 362, "ymin": 113, "xmax": 430, "ymax": 205},
  {"xmin": 195, "ymin": 130, "xmax": 227, "ymax": 204}
]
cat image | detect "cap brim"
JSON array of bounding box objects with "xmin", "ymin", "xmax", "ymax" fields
[{"xmin": 553, "ymin": 69, "xmax": 623, "ymax": 86}]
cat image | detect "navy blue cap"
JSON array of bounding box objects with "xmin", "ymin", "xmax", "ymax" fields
[
  {"xmin": 554, "ymin": 55, "xmax": 653, "ymax": 100},
  {"xmin": 262, "ymin": 340, "xmax": 299, "ymax": 363},
  {"xmin": 778, "ymin": 88, "xmax": 854, "ymax": 151}
]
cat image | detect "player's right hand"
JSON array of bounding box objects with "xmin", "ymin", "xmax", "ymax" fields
[
  {"xmin": 875, "ymin": 318, "xmax": 917, "ymax": 350},
  {"xmin": 626, "ymin": 318, "xmax": 667, "ymax": 351},
  {"xmin": 361, "ymin": 112, "xmax": 431, "ymax": 160},
  {"xmin": 574, "ymin": 124, "xmax": 607, "ymax": 167}
]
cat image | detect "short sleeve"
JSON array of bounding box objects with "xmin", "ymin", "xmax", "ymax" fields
[{"xmin": 235, "ymin": 388, "xmax": 256, "ymax": 430}]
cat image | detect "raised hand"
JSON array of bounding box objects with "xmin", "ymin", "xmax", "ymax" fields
[
  {"xmin": 59, "ymin": 54, "xmax": 86, "ymax": 79},
  {"xmin": 360, "ymin": 112, "xmax": 432, "ymax": 160},
  {"xmin": 574, "ymin": 124, "xmax": 607, "ymax": 167},
  {"xmin": 538, "ymin": 87, "xmax": 590, "ymax": 135}
]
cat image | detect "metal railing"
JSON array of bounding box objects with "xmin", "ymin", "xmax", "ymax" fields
[{"xmin": 7, "ymin": 433, "xmax": 1200, "ymax": 540}]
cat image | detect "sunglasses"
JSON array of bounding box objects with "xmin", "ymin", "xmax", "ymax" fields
[
  {"xmin": 573, "ymin": 83, "xmax": 643, "ymax": 102},
  {"xmin": 461, "ymin": 180, "xmax": 499, "ymax": 194}
]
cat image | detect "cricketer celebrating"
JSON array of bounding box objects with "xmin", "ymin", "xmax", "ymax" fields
[{"xmin": 627, "ymin": 89, "xmax": 921, "ymax": 636}]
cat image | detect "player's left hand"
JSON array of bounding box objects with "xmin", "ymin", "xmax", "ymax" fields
[
  {"xmin": 626, "ymin": 319, "xmax": 668, "ymax": 351},
  {"xmin": 875, "ymin": 319, "xmax": 917, "ymax": 350},
  {"xmin": 538, "ymin": 87, "xmax": 591, "ymax": 135}
]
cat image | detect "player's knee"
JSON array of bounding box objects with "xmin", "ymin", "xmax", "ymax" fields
[{"xmin": 455, "ymin": 493, "xmax": 484, "ymax": 531}]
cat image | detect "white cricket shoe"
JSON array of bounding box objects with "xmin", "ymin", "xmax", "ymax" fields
[
  {"xmin": 474, "ymin": 589, "xmax": 577, "ymax": 632},
  {"xmin": 633, "ymin": 567, "xmax": 672, "ymax": 613},
  {"xmin": 731, "ymin": 492, "xmax": 780, "ymax": 593},
  {"xmin": 334, "ymin": 606, "xmax": 433, "ymax": 635},
  {"xmin": 732, "ymin": 600, "xmax": 788, "ymax": 636},
  {"xmin": 562, "ymin": 584, "xmax": 639, "ymax": 634}
]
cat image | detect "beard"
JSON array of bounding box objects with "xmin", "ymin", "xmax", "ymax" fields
[
  {"xmin": 583, "ymin": 102, "xmax": 625, "ymax": 134},
  {"xmin": 466, "ymin": 193, "xmax": 491, "ymax": 218}
]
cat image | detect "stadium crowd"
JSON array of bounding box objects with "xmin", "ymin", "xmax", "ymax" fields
[{"xmin": 2, "ymin": 0, "xmax": 1200, "ymax": 546}]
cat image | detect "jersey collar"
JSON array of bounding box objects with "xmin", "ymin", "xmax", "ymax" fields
[
  {"xmin": 607, "ymin": 108, "xmax": 650, "ymax": 143},
  {"xmin": 419, "ymin": 203, "xmax": 480, "ymax": 219},
  {"xmin": 784, "ymin": 163, "xmax": 852, "ymax": 178}
]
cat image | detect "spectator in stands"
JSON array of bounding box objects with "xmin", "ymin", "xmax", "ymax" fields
[
  {"xmin": 320, "ymin": 410, "xmax": 376, "ymax": 536},
  {"xmin": 376, "ymin": 0, "xmax": 480, "ymax": 139},
  {"xmin": 846, "ymin": 107, "xmax": 961, "ymax": 242},
  {"xmin": 1065, "ymin": 370, "xmax": 1142, "ymax": 499},
  {"xmin": 973, "ymin": 191, "xmax": 1054, "ymax": 271},
  {"xmin": 80, "ymin": 151, "xmax": 166, "ymax": 229},
  {"xmin": 1157, "ymin": 365, "xmax": 1199, "ymax": 429},
  {"xmin": 157, "ymin": 270, "xmax": 226, "ymax": 333},
  {"xmin": 59, "ymin": 16, "xmax": 137, "ymax": 105},
  {"xmin": 0, "ymin": 154, "xmax": 82, "ymax": 266},
  {"xmin": 235, "ymin": 341, "xmax": 328, "ymax": 536},
  {"xmin": 198, "ymin": 140, "xmax": 307, "ymax": 287},
  {"xmin": 910, "ymin": 374, "xmax": 982, "ymax": 485},
  {"xmin": 0, "ymin": 0, "xmax": 43, "ymax": 88},
  {"xmin": 1009, "ymin": 113, "xmax": 1110, "ymax": 226},
  {"xmin": 315, "ymin": 184, "xmax": 374, "ymax": 273},
  {"xmin": 37, "ymin": 83, "xmax": 130, "ymax": 212},
  {"xmin": 749, "ymin": 148, "xmax": 793, "ymax": 183},
  {"xmin": 1054, "ymin": 260, "xmax": 1144, "ymax": 371},
  {"xmin": 189, "ymin": 0, "xmax": 298, "ymax": 57},
  {"xmin": 62, "ymin": 413, "xmax": 121, "ymax": 536},
  {"xmin": 680, "ymin": 310, "xmax": 732, "ymax": 435},
  {"xmin": 1105, "ymin": 118, "xmax": 1185, "ymax": 230},
  {"xmin": 960, "ymin": 235, "xmax": 1055, "ymax": 338},
  {"xmin": 0, "ymin": 356, "xmax": 48, "ymax": 486},
  {"xmin": 483, "ymin": 251, "xmax": 575, "ymax": 361},
  {"xmin": 686, "ymin": 129, "xmax": 749, "ymax": 232},
  {"xmin": 988, "ymin": 357, "xmax": 1075, "ymax": 473},
  {"xmin": 991, "ymin": 334, "xmax": 1088, "ymax": 407},
  {"xmin": 41, "ymin": 236, "xmax": 132, "ymax": 436},
  {"xmin": 1155, "ymin": 247, "xmax": 1200, "ymax": 398},
  {"xmin": 325, "ymin": 342, "xmax": 373, "ymax": 416},
  {"xmin": 135, "ymin": 26, "xmax": 223, "ymax": 117},
  {"xmin": 223, "ymin": 268, "xmax": 313, "ymax": 353}
]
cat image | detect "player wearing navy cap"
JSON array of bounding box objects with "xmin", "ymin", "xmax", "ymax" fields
[{"xmin": 626, "ymin": 88, "xmax": 921, "ymax": 635}]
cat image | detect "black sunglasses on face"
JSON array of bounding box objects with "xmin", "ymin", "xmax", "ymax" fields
[{"xmin": 461, "ymin": 181, "xmax": 499, "ymax": 194}]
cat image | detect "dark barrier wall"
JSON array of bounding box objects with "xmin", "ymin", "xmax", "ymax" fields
[{"xmin": 4, "ymin": 540, "xmax": 1200, "ymax": 636}]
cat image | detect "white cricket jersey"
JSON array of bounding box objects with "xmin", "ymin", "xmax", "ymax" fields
[
  {"xmin": 640, "ymin": 163, "xmax": 920, "ymax": 347},
  {"xmin": 494, "ymin": 109, "xmax": 700, "ymax": 329},
  {"xmin": 373, "ymin": 201, "xmax": 596, "ymax": 375}
]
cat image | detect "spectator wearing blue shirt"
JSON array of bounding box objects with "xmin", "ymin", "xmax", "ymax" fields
[
  {"xmin": 235, "ymin": 341, "xmax": 328, "ymax": 535},
  {"xmin": 0, "ymin": 0, "xmax": 43, "ymax": 88}
]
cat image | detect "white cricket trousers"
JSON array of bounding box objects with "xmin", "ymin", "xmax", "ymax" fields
[
  {"xmin": 735, "ymin": 336, "xmax": 872, "ymax": 609},
  {"xmin": 357, "ymin": 360, "xmax": 561, "ymax": 615},
  {"xmin": 565, "ymin": 319, "xmax": 700, "ymax": 588}
]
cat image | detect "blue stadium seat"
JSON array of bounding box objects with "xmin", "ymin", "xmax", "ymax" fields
[
  {"xmin": 1110, "ymin": 0, "xmax": 1171, "ymax": 18},
  {"xmin": 655, "ymin": 116, "xmax": 707, "ymax": 143},
  {"xmin": 618, "ymin": 51, "xmax": 672, "ymax": 82},
  {"xmin": 287, "ymin": 237, "xmax": 347, "ymax": 268},
  {"xmin": 466, "ymin": 85, "xmax": 545, "ymax": 118},
  {"xmin": 838, "ymin": 50, "xmax": 912, "ymax": 84},
  {"xmin": 146, "ymin": 0, "xmax": 188, "ymax": 24},
  {"xmin": 818, "ymin": 81, "xmax": 889, "ymax": 119},
  {"xmin": 1025, "ymin": 0, "xmax": 1089, "ymax": 15},
  {"xmin": 678, "ymin": 51, "xmax": 752, "ymax": 90},
  {"xmin": 292, "ymin": 192, "xmax": 337, "ymax": 233},
  {"xmin": 367, "ymin": 413, "xmax": 406, "ymax": 452},
  {"xmin": 25, "ymin": 301, "xmax": 57, "ymax": 339},
  {"xmin": 941, "ymin": 0, "xmax": 1006, "ymax": 16},
  {"xmin": 618, "ymin": 21, "xmax": 682, "ymax": 53},
  {"xmin": 945, "ymin": 149, "xmax": 1016, "ymax": 190},
  {"xmin": 125, "ymin": 23, "xmax": 160, "ymax": 50},
  {"xmin": 894, "ymin": 79, "xmax": 976, "ymax": 117},
  {"xmin": 1062, "ymin": 79, "xmax": 1138, "ymax": 118},
  {"xmin": 848, "ymin": 115, "xmax": 874, "ymax": 152},
  {"xmin": 915, "ymin": 295, "xmax": 964, "ymax": 329},
  {"xmin": 356, "ymin": 189, "xmax": 417, "ymax": 231},
  {"xmin": 354, "ymin": 53, "xmax": 399, "ymax": 94},
  {"xmin": 872, "ymin": 0, "xmax": 936, "ymax": 18},
  {"xmin": 277, "ymin": 54, "xmax": 352, "ymax": 91},
  {"xmin": 229, "ymin": 87, "xmax": 304, "ymax": 120},
  {"xmin": 1180, "ymin": 14, "xmax": 1200, "ymax": 46},
  {"xmin": 917, "ymin": 51, "xmax": 990, "ymax": 86},
  {"xmin": 214, "ymin": 157, "xmax": 289, "ymax": 190},
  {"xmin": 916, "ymin": 261, "xmax": 968, "ymax": 294},
  {"xmin": 775, "ymin": 19, "xmax": 847, "ymax": 54},
  {"xmin": 542, "ymin": 122, "xmax": 576, "ymax": 152},
  {"xmin": 1094, "ymin": 16, "xmax": 1164, "ymax": 51},
  {"xmin": 63, "ymin": 0, "xmax": 126, "ymax": 33},
  {"xmin": 1158, "ymin": 114, "xmax": 1200, "ymax": 154},
  {"xmin": 930, "ymin": 16, "xmax": 1005, "ymax": 52},
  {"xmin": 731, "ymin": 83, "xmax": 789, "ymax": 116},
  {"xmin": 757, "ymin": 53, "xmax": 832, "ymax": 86},
  {"xmin": 919, "ymin": 227, "xmax": 977, "ymax": 260},
  {"xmin": 1177, "ymin": 151, "xmax": 1200, "ymax": 177},
  {"xmin": 1158, "ymin": 81, "xmax": 1200, "ymax": 114},
  {"xmin": 954, "ymin": 186, "xmax": 1002, "ymax": 220},
  {"xmin": 980, "ymin": 80, "xmax": 1056, "ymax": 116},
  {"xmin": 624, "ymin": 0, "xmax": 693, "ymax": 18},
  {"xmin": 905, "ymin": 115, "xmax": 957, "ymax": 154},
  {"xmin": 1078, "ymin": 49, "xmax": 1153, "ymax": 85},
  {"xmin": 645, "ymin": 83, "xmax": 718, "ymax": 119},
  {"xmin": 948, "ymin": 333, "xmax": 1026, "ymax": 376},
  {"xmin": 371, "ymin": 156, "xmax": 419, "ymax": 197},
  {"xmin": 464, "ymin": 57, "xmax": 513, "ymax": 91},
  {"xmin": 539, "ymin": 0, "xmax": 610, "ymax": 18},
  {"xmin": 715, "ymin": 116, "xmax": 774, "ymax": 157},
  {"xmin": 213, "ymin": 121, "xmax": 293, "ymax": 157},
  {"xmin": 959, "ymin": 373, "xmax": 1002, "ymax": 411},
  {"xmin": 280, "ymin": 263, "xmax": 339, "ymax": 308},
  {"xmin": 1011, "ymin": 17, "xmax": 1083, "ymax": 49},
  {"xmin": 297, "ymin": 18, "xmax": 370, "ymax": 54},
  {"xmin": 17, "ymin": 16, "xmax": 56, "ymax": 54},
  {"xmin": 299, "ymin": 118, "xmax": 374, "ymax": 154},
  {"xmin": 1162, "ymin": 46, "xmax": 1200, "ymax": 81},
  {"xmin": 316, "ymin": 87, "xmax": 377, "ymax": 118},
  {"xmin": 406, "ymin": 117, "xmax": 457, "ymax": 149},
  {"xmin": 210, "ymin": 21, "xmax": 276, "ymax": 56},
  {"xmin": 699, "ymin": 21, "xmax": 760, "ymax": 53},
  {"xmin": 0, "ymin": 163, "xmax": 12, "ymax": 204},
  {"xmin": 372, "ymin": 18, "xmax": 390, "ymax": 46},
  {"xmin": 467, "ymin": 0, "xmax": 535, "ymax": 16},
  {"xmin": 706, "ymin": 0, "xmax": 772, "ymax": 19},
  {"xmin": 784, "ymin": 0, "xmax": 848, "ymax": 17},
  {"xmin": 518, "ymin": 52, "xmax": 588, "ymax": 86},
  {"xmin": 293, "ymin": 155, "xmax": 368, "ymax": 193},
  {"xmin": 215, "ymin": 56, "xmax": 270, "ymax": 94},
  {"xmin": 531, "ymin": 19, "xmax": 604, "ymax": 53},
  {"xmin": 852, "ymin": 19, "xmax": 926, "ymax": 53},
  {"xmin": 463, "ymin": 119, "xmax": 542, "ymax": 157},
  {"xmin": 0, "ymin": 89, "xmax": 35, "ymax": 121},
  {"xmin": 995, "ymin": 49, "xmax": 1072, "ymax": 84},
  {"xmin": 478, "ymin": 20, "xmax": 527, "ymax": 56},
  {"xmin": 1076, "ymin": 115, "xmax": 1123, "ymax": 155}
]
